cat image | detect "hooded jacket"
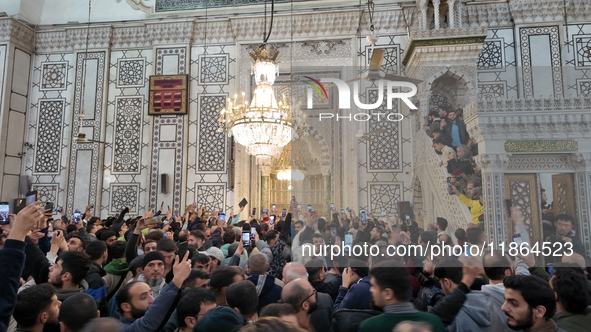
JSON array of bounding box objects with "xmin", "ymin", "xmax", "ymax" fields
[
  {"xmin": 333, "ymin": 275, "xmax": 371, "ymax": 311},
  {"xmin": 448, "ymin": 290, "xmax": 509, "ymax": 332},
  {"xmin": 103, "ymin": 258, "xmax": 130, "ymax": 296},
  {"xmin": 86, "ymin": 262, "xmax": 109, "ymax": 316},
  {"xmin": 480, "ymin": 283, "xmax": 517, "ymax": 332},
  {"xmin": 246, "ymin": 274, "xmax": 282, "ymax": 313}
]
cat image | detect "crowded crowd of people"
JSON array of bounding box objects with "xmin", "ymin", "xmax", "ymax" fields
[{"xmin": 1, "ymin": 193, "xmax": 591, "ymax": 332}]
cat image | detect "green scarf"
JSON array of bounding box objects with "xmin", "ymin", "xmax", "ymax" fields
[{"xmin": 103, "ymin": 258, "xmax": 129, "ymax": 275}]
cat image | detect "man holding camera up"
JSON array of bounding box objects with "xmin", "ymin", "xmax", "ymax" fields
[{"xmin": 546, "ymin": 214, "xmax": 585, "ymax": 257}]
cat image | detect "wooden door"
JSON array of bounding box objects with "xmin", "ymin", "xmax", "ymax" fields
[
  {"xmin": 504, "ymin": 174, "xmax": 541, "ymax": 246},
  {"xmin": 551, "ymin": 174, "xmax": 576, "ymax": 217}
]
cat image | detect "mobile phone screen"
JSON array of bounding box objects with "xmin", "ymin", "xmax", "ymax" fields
[
  {"xmin": 330, "ymin": 203, "xmax": 334, "ymax": 211},
  {"xmin": 282, "ymin": 208, "xmax": 286, "ymax": 217},
  {"xmin": 361, "ymin": 211, "xmax": 367, "ymax": 225},
  {"xmin": 251, "ymin": 226, "xmax": 256, "ymax": 236},
  {"xmin": 307, "ymin": 205, "xmax": 312, "ymax": 212},
  {"xmin": 219, "ymin": 213, "xmax": 225, "ymax": 221},
  {"xmin": 263, "ymin": 209, "xmax": 268, "ymax": 214},
  {"xmin": 269, "ymin": 215, "xmax": 275, "ymax": 225},
  {"xmin": 272, "ymin": 204, "xmax": 276, "ymax": 212},
  {"xmin": 74, "ymin": 212, "xmax": 81, "ymax": 223},
  {"xmin": 381, "ymin": 211, "xmax": 386, "ymax": 216},
  {"xmin": 344, "ymin": 234, "xmax": 353, "ymax": 248},
  {"xmin": 252, "ymin": 208, "xmax": 256, "ymax": 216},
  {"xmin": 512, "ymin": 234, "xmax": 522, "ymax": 245},
  {"xmin": 346, "ymin": 207, "xmax": 352, "ymax": 212},
  {"xmin": 242, "ymin": 232, "xmax": 250, "ymax": 246},
  {"xmin": 0, "ymin": 203, "xmax": 9, "ymax": 225},
  {"xmin": 330, "ymin": 227, "xmax": 337, "ymax": 237},
  {"xmin": 26, "ymin": 191, "xmax": 37, "ymax": 205},
  {"xmin": 340, "ymin": 209, "xmax": 345, "ymax": 215}
]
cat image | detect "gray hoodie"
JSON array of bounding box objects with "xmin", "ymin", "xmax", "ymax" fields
[
  {"xmin": 447, "ymin": 291, "xmax": 508, "ymax": 332},
  {"xmin": 480, "ymin": 283, "xmax": 519, "ymax": 332},
  {"xmin": 255, "ymin": 240, "xmax": 273, "ymax": 264}
]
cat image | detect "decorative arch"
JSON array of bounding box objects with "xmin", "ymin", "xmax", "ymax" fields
[
  {"xmin": 305, "ymin": 125, "xmax": 330, "ymax": 166},
  {"xmin": 425, "ymin": 68, "xmax": 474, "ymax": 94},
  {"xmin": 426, "ymin": 68, "xmax": 475, "ymax": 110}
]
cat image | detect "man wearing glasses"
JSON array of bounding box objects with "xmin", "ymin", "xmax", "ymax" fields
[{"xmin": 281, "ymin": 279, "xmax": 319, "ymax": 331}]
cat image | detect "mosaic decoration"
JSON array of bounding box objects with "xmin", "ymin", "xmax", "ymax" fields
[
  {"xmin": 429, "ymin": 91, "xmax": 451, "ymax": 108},
  {"xmin": 366, "ymin": 45, "xmax": 400, "ymax": 74},
  {"xmin": 34, "ymin": 99, "xmax": 65, "ymax": 174},
  {"xmin": 149, "ymin": 47, "xmax": 187, "ymax": 214},
  {"xmin": 155, "ymin": 0, "xmax": 311, "ymax": 11},
  {"xmin": 66, "ymin": 51, "xmax": 106, "ymax": 213},
  {"xmin": 578, "ymin": 80, "xmax": 591, "ymax": 96},
  {"xmin": 303, "ymin": 40, "xmax": 347, "ymax": 56},
  {"xmin": 403, "ymin": 36, "xmax": 487, "ymax": 66},
  {"xmin": 519, "ymin": 26, "xmax": 563, "ymax": 98},
  {"xmin": 477, "ymin": 40, "xmax": 504, "ymax": 70},
  {"xmin": 195, "ymin": 183, "xmax": 226, "ymax": 213},
  {"xmin": 505, "ymin": 140, "xmax": 578, "ymax": 153},
  {"xmin": 504, "ymin": 174, "xmax": 541, "ymax": 247},
  {"xmin": 198, "ymin": 55, "xmax": 228, "ymax": 85},
  {"xmin": 367, "ymin": 88, "xmax": 400, "ymax": 171},
  {"xmin": 31, "ymin": 184, "xmax": 58, "ymax": 205},
  {"xmin": 113, "ymin": 97, "xmax": 143, "ymax": 173},
  {"xmin": 40, "ymin": 62, "xmax": 67, "ymax": 91},
  {"xmin": 117, "ymin": 58, "xmax": 145, "ymax": 87},
  {"xmin": 198, "ymin": 95, "xmax": 227, "ymax": 172},
  {"xmin": 574, "ymin": 36, "xmax": 591, "ymax": 68},
  {"xmin": 369, "ymin": 183, "xmax": 401, "ymax": 216},
  {"xmin": 149, "ymin": 75, "xmax": 188, "ymax": 115},
  {"xmin": 110, "ymin": 183, "xmax": 139, "ymax": 213},
  {"xmin": 479, "ymin": 83, "xmax": 505, "ymax": 99}
]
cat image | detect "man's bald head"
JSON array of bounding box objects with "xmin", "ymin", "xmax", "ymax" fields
[
  {"xmin": 283, "ymin": 262, "xmax": 308, "ymax": 284},
  {"xmin": 281, "ymin": 278, "xmax": 312, "ymax": 311}
]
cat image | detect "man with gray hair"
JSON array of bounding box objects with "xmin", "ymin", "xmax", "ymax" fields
[
  {"xmin": 246, "ymin": 252, "xmax": 283, "ymax": 313},
  {"xmin": 282, "ymin": 262, "xmax": 309, "ymax": 284}
]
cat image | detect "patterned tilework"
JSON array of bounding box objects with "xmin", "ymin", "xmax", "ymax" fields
[
  {"xmin": 34, "ymin": 99, "xmax": 65, "ymax": 174},
  {"xmin": 113, "ymin": 97, "xmax": 143, "ymax": 173}
]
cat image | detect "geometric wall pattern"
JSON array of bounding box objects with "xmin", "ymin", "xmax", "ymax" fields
[
  {"xmin": 198, "ymin": 55, "xmax": 229, "ymax": 85},
  {"xmin": 31, "ymin": 183, "xmax": 59, "ymax": 205},
  {"xmin": 369, "ymin": 182, "xmax": 401, "ymax": 216},
  {"xmin": 113, "ymin": 97, "xmax": 143, "ymax": 173},
  {"xmin": 197, "ymin": 95, "xmax": 227, "ymax": 172},
  {"xmin": 66, "ymin": 51, "xmax": 106, "ymax": 214},
  {"xmin": 195, "ymin": 183, "xmax": 226, "ymax": 213},
  {"xmin": 110, "ymin": 183, "xmax": 139, "ymax": 214},
  {"xmin": 519, "ymin": 26, "xmax": 563, "ymax": 98},
  {"xmin": 40, "ymin": 62, "xmax": 67, "ymax": 91},
  {"xmin": 150, "ymin": 47, "xmax": 187, "ymax": 213},
  {"xmin": 117, "ymin": 58, "xmax": 145, "ymax": 88},
  {"xmin": 34, "ymin": 99, "xmax": 65, "ymax": 174},
  {"xmin": 367, "ymin": 88, "xmax": 400, "ymax": 171}
]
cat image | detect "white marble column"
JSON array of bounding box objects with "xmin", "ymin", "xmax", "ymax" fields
[
  {"xmin": 433, "ymin": 0, "xmax": 441, "ymax": 29},
  {"xmin": 321, "ymin": 165, "xmax": 331, "ymax": 218},
  {"xmin": 260, "ymin": 165, "xmax": 271, "ymax": 212},
  {"xmin": 477, "ymin": 154, "xmax": 509, "ymax": 248}
]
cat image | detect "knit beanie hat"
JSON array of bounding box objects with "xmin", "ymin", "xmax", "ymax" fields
[
  {"xmin": 194, "ymin": 306, "xmax": 244, "ymax": 332},
  {"xmin": 142, "ymin": 251, "xmax": 165, "ymax": 269}
]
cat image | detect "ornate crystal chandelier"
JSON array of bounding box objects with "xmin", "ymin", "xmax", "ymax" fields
[
  {"xmin": 219, "ymin": 46, "xmax": 305, "ymax": 165},
  {"xmin": 275, "ymin": 148, "xmax": 305, "ymax": 181}
]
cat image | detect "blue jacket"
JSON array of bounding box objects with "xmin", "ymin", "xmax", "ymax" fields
[
  {"xmin": 247, "ymin": 274, "xmax": 282, "ymax": 313},
  {"xmin": 0, "ymin": 239, "xmax": 26, "ymax": 332},
  {"xmin": 333, "ymin": 275, "xmax": 371, "ymax": 311},
  {"xmin": 120, "ymin": 281, "xmax": 181, "ymax": 332}
]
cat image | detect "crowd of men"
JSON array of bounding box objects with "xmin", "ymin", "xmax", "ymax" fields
[{"xmin": 1, "ymin": 196, "xmax": 591, "ymax": 332}]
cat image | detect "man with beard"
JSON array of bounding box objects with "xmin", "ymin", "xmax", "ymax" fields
[
  {"xmin": 501, "ymin": 275, "xmax": 563, "ymax": 332},
  {"xmin": 47, "ymin": 251, "xmax": 92, "ymax": 301},
  {"xmin": 13, "ymin": 283, "xmax": 61, "ymax": 332},
  {"xmin": 133, "ymin": 251, "xmax": 167, "ymax": 299},
  {"xmin": 116, "ymin": 252, "xmax": 192, "ymax": 332},
  {"xmin": 281, "ymin": 279, "xmax": 318, "ymax": 332}
]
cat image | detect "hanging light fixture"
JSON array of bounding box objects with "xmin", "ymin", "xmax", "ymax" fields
[
  {"xmin": 219, "ymin": 0, "xmax": 305, "ymax": 165},
  {"xmin": 275, "ymin": 148, "xmax": 305, "ymax": 181}
]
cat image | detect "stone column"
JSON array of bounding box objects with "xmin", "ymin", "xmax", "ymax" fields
[
  {"xmin": 321, "ymin": 165, "xmax": 331, "ymax": 218},
  {"xmin": 260, "ymin": 165, "xmax": 271, "ymax": 212},
  {"xmin": 433, "ymin": 0, "xmax": 441, "ymax": 29},
  {"xmin": 574, "ymin": 154, "xmax": 591, "ymax": 257},
  {"xmin": 448, "ymin": 0, "xmax": 457, "ymax": 29},
  {"xmin": 476, "ymin": 154, "xmax": 509, "ymax": 248}
]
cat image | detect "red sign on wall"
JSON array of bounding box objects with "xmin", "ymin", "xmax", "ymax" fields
[{"xmin": 148, "ymin": 75, "xmax": 188, "ymax": 115}]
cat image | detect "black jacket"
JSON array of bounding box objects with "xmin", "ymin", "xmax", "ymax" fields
[
  {"xmin": 311, "ymin": 275, "xmax": 342, "ymax": 302},
  {"xmin": 442, "ymin": 120, "xmax": 469, "ymax": 146},
  {"xmin": 0, "ymin": 240, "xmax": 26, "ymax": 332},
  {"xmin": 85, "ymin": 262, "xmax": 109, "ymax": 316}
]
